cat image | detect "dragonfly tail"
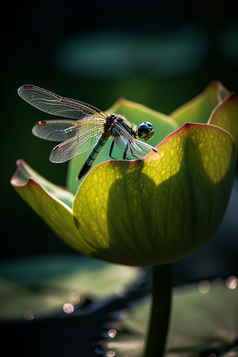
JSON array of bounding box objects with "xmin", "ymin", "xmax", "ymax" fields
[
  {"xmin": 76, "ymin": 135, "xmax": 107, "ymax": 181},
  {"xmin": 77, "ymin": 162, "xmax": 91, "ymax": 181}
]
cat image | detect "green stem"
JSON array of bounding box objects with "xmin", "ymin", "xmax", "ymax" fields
[{"xmin": 143, "ymin": 263, "xmax": 173, "ymax": 357}]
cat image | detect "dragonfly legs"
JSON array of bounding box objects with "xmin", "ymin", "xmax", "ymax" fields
[
  {"xmin": 123, "ymin": 142, "xmax": 141, "ymax": 160},
  {"xmin": 109, "ymin": 140, "xmax": 117, "ymax": 159},
  {"xmin": 109, "ymin": 140, "xmax": 140, "ymax": 161},
  {"xmin": 123, "ymin": 143, "xmax": 129, "ymax": 160}
]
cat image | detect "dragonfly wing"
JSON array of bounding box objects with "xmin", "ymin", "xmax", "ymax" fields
[
  {"xmin": 114, "ymin": 122, "xmax": 158, "ymax": 159},
  {"xmin": 18, "ymin": 84, "xmax": 107, "ymax": 120},
  {"xmin": 128, "ymin": 138, "xmax": 159, "ymax": 158},
  {"xmin": 49, "ymin": 124, "xmax": 103, "ymax": 163},
  {"xmin": 32, "ymin": 118, "xmax": 104, "ymax": 141}
]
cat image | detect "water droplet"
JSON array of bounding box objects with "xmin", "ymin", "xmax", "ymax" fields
[
  {"xmin": 106, "ymin": 352, "xmax": 115, "ymax": 357},
  {"xmin": 63, "ymin": 303, "xmax": 74, "ymax": 314},
  {"xmin": 23, "ymin": 310, "xmax": 34, "ymax": 320},
  {"xmin": 68, "ymin": 292, "xmax": 80, "ymax": 305},
  {"xmin": 198, "ymin": 280, "xmax": 210, "ymax": 294},
  {"xmin": 226, "ymin": 276, "xmax": 238, "ymax": 290},
  {"xmin": 108, "ymin": 329, "xmax": 117, "ymax": 338}
]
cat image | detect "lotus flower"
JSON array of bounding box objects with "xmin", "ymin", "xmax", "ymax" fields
[{"xmin": 11, "ymin": 81, "xmax": 238, "ymax": 267}]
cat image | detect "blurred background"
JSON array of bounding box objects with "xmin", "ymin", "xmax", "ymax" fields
[{"xmin": 1, "ymin": 0, "xmax": 238, "ymax": 284}]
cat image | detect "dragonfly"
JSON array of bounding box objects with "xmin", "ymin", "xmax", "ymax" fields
[{"xmin": 18, "ymin": 84, "xmax": 159, "ymax": 180}]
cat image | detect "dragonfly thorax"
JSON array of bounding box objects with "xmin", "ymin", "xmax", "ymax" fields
[{"xmin": 103, "ymin": 113, "xmax": 137, "ymax": 139}]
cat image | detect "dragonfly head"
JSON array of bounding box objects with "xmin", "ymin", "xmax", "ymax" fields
[{"xmin": 138, "ymin": 122, "xmax": 154, "ymax": 141}]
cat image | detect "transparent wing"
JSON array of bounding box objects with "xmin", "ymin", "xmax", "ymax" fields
[
  {"xmin": 114, "ymin": 121, "xmax": 158, "ymax": 159},
  {"xmin": 49, "ymin": 124, "xmax": 103, "ymax": 163},
  {"xmin": 18, "ymin": 84, "xmax": 107, "ymax": 120},
  {"xmin": 32, "ymin": 117, "xmax": 105, "ymax": 141}
]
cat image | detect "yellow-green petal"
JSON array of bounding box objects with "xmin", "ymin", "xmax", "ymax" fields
[
  {"xmin": 208, "ymin": 92, "xmax": 238, "ymax": 153},
  {"xmin": 10, "ymin": 160, "xmax": 95, "ymax": 256},
  {"xmin": 170, "ymin": 81, "xmax": 230, "ymax": 125},
  {"xmin": 73, "ymin": 123, "xmax": 236, "ymax": 266}
]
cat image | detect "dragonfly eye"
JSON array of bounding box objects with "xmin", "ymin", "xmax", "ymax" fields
[{"xmin": 138, "ymin": 122, "xmax": 154, "ymax": 141}]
